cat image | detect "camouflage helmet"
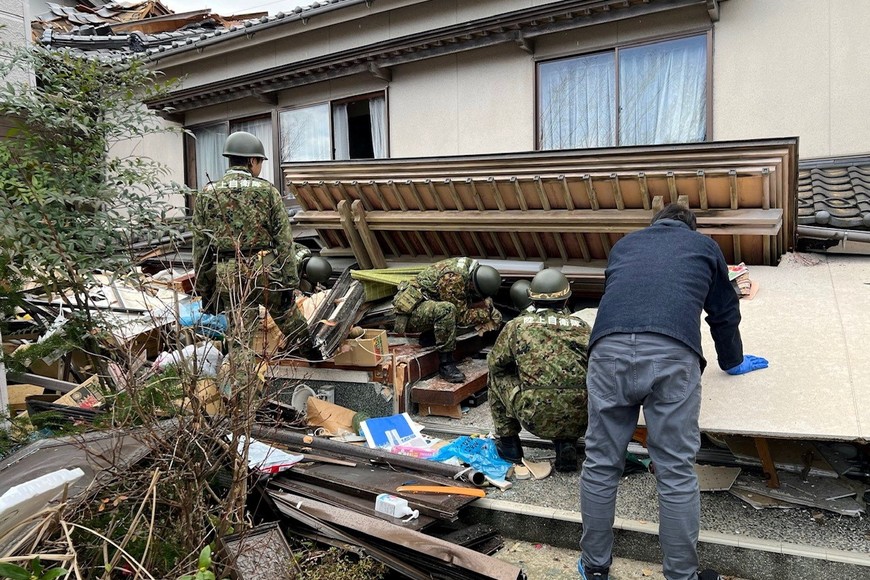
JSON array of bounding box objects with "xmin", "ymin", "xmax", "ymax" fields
[
  {"xmin": 223, "ymin": 131, "xmax": 267, "ymax": 160},
  {"xmin": 304, "ymin": 256, "xmax": 333, "ymax": 284},
  {"xmin": 472, "ymin": 264, "xmax": 502, "ymax": 297},
  {"xmin": 509, "ymin": 280, "xmax": 532, "ymax": 310},
  {"xmin": 528, "ymin": 268, "xmax": 571, "ymax": 302}
]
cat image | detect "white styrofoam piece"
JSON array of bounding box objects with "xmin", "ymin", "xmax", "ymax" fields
[{"xmin": 0, "ymin": 468, "xmax": 85, "ymax": 537}]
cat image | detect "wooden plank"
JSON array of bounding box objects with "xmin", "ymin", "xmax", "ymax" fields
[
  {"xmin": 552, "ymin": 232, "xmax": 568, "ymax": 262},
  {"xmin": 729, "ymin": 170, "xmax": 739, "ymax": 209},
  {"xmin": 652, "ymin": 195, "xmax": 664, "ymax": 214},
  {"xmin": 351, "ymin": 200, "xmax": 386, "ymax": 269},
  {"xmin": 697, "ymin": 170, "xmax": 708, "ymax": 210},
  {"xmin": 610, "ymin": 174, "xmax": 625, "ymax": 210},
  {"xmin": 598, "ymin": 234, "xmax": 612, "ymax": 258},
  {"xmin": 385, "ymin": 180, "xmax": 407, "ymax": 211},
  {"xmin": 489, "ymin": 178, "xmax": 507, "ymax": 211},
  {"xmin": 316, "ymin": 181, "xmax": 338, "ymax": 210},
  {"xmin": 414, "ymin": 231, "xmax": 434, "ymax": 258},
  {"xmin": 533, "ymin": 176, "xmax": 551, "ymax": 210},
  {"xmin": 411, "ymin": 359, "xmax": 488, "ymax": 406},
  {"xmin": 559, "ymin": 175, "xmax": 575, "ymax": 210},
  {"xmin": 424, "ymin": 180, "xmax": 446, "ymax": 212},
  {"xmin": 511, "ymin": 178, "xmax": 529, "ymax": 211},
  {"xmin": 335, "ymin": 181, "xmax": 354, "ymax": 206},
  {"xmin": 489, "ymin": 232, "xmax": 507, "ymax": 259},
  {"xmin": 754, "ymin": 437, "xmax": 781, "ymax": 489},
  {"xmin": 638, "ymin": 172, "xmax": 650, "ymax": 210},
  {"xmin": 467, "ymin": 179, "xmax": 485, "ymax": 211},
  {"xmin": 406, "ymin": 180, "xmax": 427, "ymax": 210},
  {"xmin": 508, "ymin": 231, "xmax": 527, "ymax": 260},
  {"xmin": 352, "ymin": 181, "xmax": 374, "ymax": 212},
  {"xmin": 287, "ymin": 182, "xmax": 310, "ymax": 211},
  {"xmin": 302, "ymin": 182, "xmax": 324, "ymax": 211},
  {"xmin": 446, "ymin": 179, "xmax": 465, "ymax": 211},
  {"xmin": 677, "ymin": 194, "xmax": 689, "ymax": 208},
  {"xmin": 337, "ymin": 200, "xmax": 372, "ymax": 269},
  {"xmin": 667, "ymin": 172, "xmax": 678, "ymax": 203},
  {"xmin": 583, "ymin": 174, "xmax": 599, "ymax": 210},
  {"xmin": 418, "ymin": 403, "xmax": 463, "ymax": 419},
  {"xmin": 575, "ymin": 233, "xmax": 591, "ymax": 262},
  {"xmin": 368, "ymin": 180, "xmax": 390, "ymax": 210}
]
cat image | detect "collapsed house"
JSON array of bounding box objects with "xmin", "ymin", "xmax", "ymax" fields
[{"xmin": 2, "ymin": 0, "xmax": 870, "ymax": 578}]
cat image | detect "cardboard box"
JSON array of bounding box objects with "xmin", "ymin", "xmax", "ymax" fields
[
  {"xmin": 55, "ymin": 376, "xmax": 104, "ymax": 409},
  {"xmin": 332, "ymin": 329, "xmax": 388, "ymax": 367}
]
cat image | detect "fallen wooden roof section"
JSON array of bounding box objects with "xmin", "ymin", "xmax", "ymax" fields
[{"xmin": 287, "ymin": 138, "xmax": 799, "ymax": 281}]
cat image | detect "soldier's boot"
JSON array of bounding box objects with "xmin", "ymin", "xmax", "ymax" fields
[
  {"xmin": 438, "ymin": 351, "xmax": 466, "ymax": 383},
  {"xmin": 495, "ymin": 434, "xmax": 524, "ymax": 464},
  {"xmin": 554, "ymin": 439, "xmax": 579, "ymax": 472}
]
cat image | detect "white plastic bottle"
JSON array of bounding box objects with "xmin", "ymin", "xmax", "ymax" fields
[{"xmin": 374, "ymin": 493, "xmax": 419, "ymax": 521}]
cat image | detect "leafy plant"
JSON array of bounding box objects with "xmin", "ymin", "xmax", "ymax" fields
[
  {"xmin": 178, "ymin": 546, "xmax": 216, "ymax": 580},
  {"xmin": 0, "ymin": 557, "xmax": 67, "ymax": 580}
]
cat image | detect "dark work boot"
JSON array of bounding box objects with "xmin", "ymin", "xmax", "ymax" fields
[
  {"xmin": 495, "ymin": 434, "xmax": 524, "ymax": 463},
  {"xmin": 554, "ymin": 439, "xmax": 579, "ymax": 472},
  {"xmin": 698, "ymin": 570, "xmax": 723, "ymax": 580},
  {"xmin": 438, "ymin": 351, "xmax": 466, "ymax": 383}
]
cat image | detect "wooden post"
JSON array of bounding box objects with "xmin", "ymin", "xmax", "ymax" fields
[
  {"xmin": 754, "ymin": 437, "xmax": 781, "ymax": 489},
  {"xmin": 351, "ymin": 200, "xmax": 387, "ymax": 269},
  {"xmin": 337, "ymin": 200, "xmax": 373, "ymax": 269},
  {"xmin": 0, "ymin": 328, "xmax": 8, "ymax": 430}
]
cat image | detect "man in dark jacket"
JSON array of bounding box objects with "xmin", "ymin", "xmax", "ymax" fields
[{"xmin": 578, "ymin": 204, "xmax": 768, "ymax": 580}]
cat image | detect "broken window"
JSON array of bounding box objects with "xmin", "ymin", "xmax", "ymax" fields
[{"xmin": 538, "ymin": 34, "xmax": 708, "ymax": 149}]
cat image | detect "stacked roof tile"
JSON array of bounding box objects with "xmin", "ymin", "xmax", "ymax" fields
[{"xmin": 798, "ymin": 162, "xmax": 870, "ymax": 230}]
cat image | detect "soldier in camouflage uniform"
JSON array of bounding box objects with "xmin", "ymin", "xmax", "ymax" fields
[
  {"xmin": 192, "ymin": 131, "xmax": 312, "ymax": 351},
  {"xmin": 393, "ymin": 257, "xmax": 503, "ymax": 383},
  {"xmin": 487, "ymin": 268, "xmax": 590, "ymax": 472}
]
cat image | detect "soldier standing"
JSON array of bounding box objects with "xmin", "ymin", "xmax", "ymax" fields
[
  {"xmin": 192, "ymin": 131, "xmax": 312, "ymax": 351},
  {"xmin": 393, "ymin": 258, "xmax": 502, "ymax": 383},
  {"xmin": 487, "ymin": 268, "xmax": 590, "ymax": 472}
]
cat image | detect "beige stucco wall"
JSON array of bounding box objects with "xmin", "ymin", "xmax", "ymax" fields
[
  {"xmin": 108, "ymin": 118, "xmax": 186, "ymax": 217},
  {"xmin": 714, "ymin": 0, "xmax": 870, "ymax": 159}
]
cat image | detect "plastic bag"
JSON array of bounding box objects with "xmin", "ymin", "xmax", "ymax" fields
[
  {"xmin": 178, "ymin": 301, "xmax": 227, "ymax": 338},
  {"xmin": 428, "ymin": 436, "xmax": 512, "ymax": 481}
]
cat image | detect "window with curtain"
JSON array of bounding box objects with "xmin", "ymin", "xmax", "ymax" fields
[
  {"xmin": 230, "ymin": 117, "xmax": 274, "ymax": 184},
  {"xmin": 538, "ymin": 34, "xmax": 707, "ymax": 149},
  {"xmin": 192, "ymin": 124, "xmax": 228, "ymax": 189},
  {"xmin": 279, "ymin": 94, "xmax": 387, "ymax": 163}
]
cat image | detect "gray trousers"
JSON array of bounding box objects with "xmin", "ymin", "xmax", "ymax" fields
[{"xmin": 580, "ymin": 332, "xmax": 703, "ymax": 580}]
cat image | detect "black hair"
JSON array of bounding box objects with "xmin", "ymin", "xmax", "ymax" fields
[
  {"xmin": 651, "ymin": 203, "xmax": 698, "ymax": 231},
  {"xmin": 227, "ymin": 155, "xmax": 250, "ymax": 167},
  {"xmin": 532, "ymin": 298, "xmax": 569, "ymax": 311}
]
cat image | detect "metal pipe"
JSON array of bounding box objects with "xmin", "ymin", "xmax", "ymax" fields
[
  {"xmin": 797, "ymin": 225, "xmax": 870, "ymax": 244},
  {"xmin": 251, "ymin": 425, "xmax": 487, "ymax": 486}
]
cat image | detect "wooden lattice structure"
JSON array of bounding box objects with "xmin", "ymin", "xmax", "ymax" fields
[{"xmin": 286, "ymin": 139, "xmax": 798, "ymax": 273}]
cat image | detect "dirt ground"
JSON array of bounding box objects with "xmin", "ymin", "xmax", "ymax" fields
[{"xmin": 494, "ymin": 540, "xmax": 748, "ymax": 580}]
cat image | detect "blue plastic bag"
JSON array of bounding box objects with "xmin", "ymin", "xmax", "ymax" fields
[
  {"xmin": 428, "ymin": 436, "xmax": 512, "ymax": 481},
  {"xmin": 178, "ymin": 301, "xmax": 227, "ymax": 338}
]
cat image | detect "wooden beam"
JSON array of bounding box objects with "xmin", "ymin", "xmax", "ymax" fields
[
  {"xmin": 533, "ymin": 176, "xmax": 551, "ymax": 210},
  {"xmin": 638, "ymin": 172, "xmax": 650, "ymax": 210},
  {"xmin": 583, "ymin": 174, "xmax": 599, "ymax": 209},
  {"xmin": 352, "ymin": 181, "xmax": 373, "ymax": 211},
  {"xmin": 368, "ymin": 180, "xmax": 390, "ymax": 210},
  {"xmin": 697, "ymin": 170, "xmax": 708, "ymax": 210},
  {"xmin": 489, "ymin": 178, "xmax": 507, "ymax": 211},
  {"xmin": 754, "ymin": 437, "xmax": 780, "ymax": 489},
  {"xmin": 467, "ymin": 179, "xmax": 486, "ymax": 211},
  {"xmin": 385, "ymin": 180, "xmax": 407, "ymax": 211},
  {"xmin": 677, "ymin": 194, "xmax": 689, "ymax": 208},
  {"xmin": 351, "ymin": 200, "xmax": 387, "ymax": 268},
  {"xmin": 559, "ymin": 175, "xmax": 575, "ymax": 210},
  {"xmin": 337, "ymin": 200, "xmax": 372, "ymax": 269},
  {"xmin": 651, "ymin": 195, "xmax": 664, "ymax": 214},
  {"xmin": 610, "ymin": 173, "xmax": 624, "ymax": 210},
  {"xmin": 667, "ymin": 172, "xmax": 678, "ymax": 204},
  {"xmin": 425, "ymin": 180, "xmax": 446, "ymax": 211},
  {"xmin": 729, "ymin": 170, "xmax": 739, "ymax": 209},
  {"xmin": 446, "ymin": 179, "xmax": 465, "ymax": 210},
  {"xmin": 405, "ymin": 179, "xmax": 427, "ymax": 210}
]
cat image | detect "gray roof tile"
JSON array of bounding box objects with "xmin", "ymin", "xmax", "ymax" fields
[{"xmin": 798, "ymin": 164, "xmax": 870, "ymax": 229}]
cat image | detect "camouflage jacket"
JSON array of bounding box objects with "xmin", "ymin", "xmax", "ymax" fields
[
  {"xmin": 488, "ymin": 307, "xmax": 591, "ymax": 392},
  {"xmin": 192, "ymin": 167, "xmax": 299, "ymax": 298},
  {"xmin": 412, "ymin": 258, "xmax": 493, "ymax": 326}
]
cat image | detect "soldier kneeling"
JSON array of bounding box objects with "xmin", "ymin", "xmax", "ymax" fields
[{"xmin": 487, "ymin": 269, "xmax": 590, "ymax": 472}]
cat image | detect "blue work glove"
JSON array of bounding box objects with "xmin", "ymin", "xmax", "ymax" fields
[{"xmin": 726, "ymin": 355, "xmax": 769, "ymax": 375}]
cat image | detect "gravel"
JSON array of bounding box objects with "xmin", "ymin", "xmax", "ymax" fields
[{"xmin": 416, "ymin": 405, "xmax": 870, "ymax": 555}]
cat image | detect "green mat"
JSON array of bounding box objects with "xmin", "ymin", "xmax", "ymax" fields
[{"xmin": 350, "ymin": 267, "xmax": 426, "ymax": 302}]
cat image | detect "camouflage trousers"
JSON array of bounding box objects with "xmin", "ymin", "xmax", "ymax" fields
[
  {"xmin": 488, "ymin": 375, "xmax": 588, "ymax": 440},
  {"xmin": 214, "ymin": 263, "xmax": 312, "ymax": 349},
  {"xmin": 407, "ymin": 300, "xmax": 498, "ymax": 352}
]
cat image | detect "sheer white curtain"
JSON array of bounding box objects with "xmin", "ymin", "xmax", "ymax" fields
[
  {"xmin": 279, "ymin": 103, "xmax": 331, "ymax": 162},
  {"xmin": 539, "ymin": 52, "xmax": 615, "ymax": 150},
  {"xmin": 619, "ymin": 35, "xmax": 707, "ymax": 146},
  {"xmin": 193, "ymin": 124, "xmax": 228, "ymax": 189},
  {"xmin": 332, "ymin": 103, "xmax": 350, "ymax": 160},
  {"xmin": 369, "ymin": 96, "xmax": 387, "ymax": 158},
  {"xmin": 231, "ymin": 117, "xmax": 274, "ymax": 183}
]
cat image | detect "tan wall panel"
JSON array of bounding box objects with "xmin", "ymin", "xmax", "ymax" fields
[{"xmin": 712, "ymin": 0, "xmax": 863, "ymax": 158}]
